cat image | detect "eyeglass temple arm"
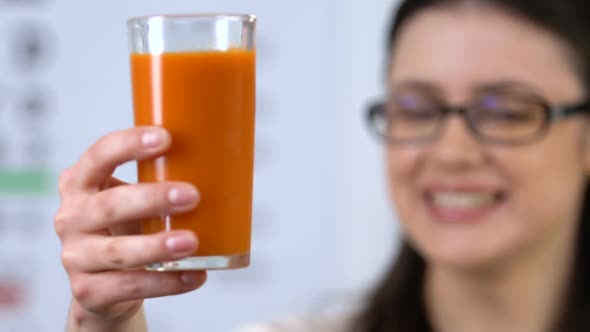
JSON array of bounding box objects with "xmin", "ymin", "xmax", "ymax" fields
[{"xmin": 551, "ymin": 101, "xmax": 590, "ymax": 121}]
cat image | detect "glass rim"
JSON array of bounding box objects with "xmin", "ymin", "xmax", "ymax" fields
[{"xmin": 127, "ymin": 13, "xmax": 256, "ymax": 26}]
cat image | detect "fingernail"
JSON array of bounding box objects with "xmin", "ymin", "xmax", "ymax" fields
[
  {"xmin": 181, "ymin": 272, "xmax": 201, "ymax": 285},
  {"xmin": 165, "ymin": 233, "xmax": 196, "ymax": 253},
  {"xmin": 142, "ymin": 129, "xmax": 165, "ymax": 148},
  {"xmin": 168, "ymin": 186, "xmax": 199, "ymax": 205}
]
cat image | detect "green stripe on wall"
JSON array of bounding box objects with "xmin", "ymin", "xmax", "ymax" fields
[{"xmin": 0, "ymin": 169, "xmax": 54, "ymax": 194}]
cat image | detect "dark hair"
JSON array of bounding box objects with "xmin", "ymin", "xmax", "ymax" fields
[{"xmin": 353, "ymin": 1, "xmax": 590, "ymax": 331}]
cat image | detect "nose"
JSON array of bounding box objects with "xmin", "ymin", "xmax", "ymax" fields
[{"xmin": 429, "ymin": 114, "xmax": 486, "ymax": 170}]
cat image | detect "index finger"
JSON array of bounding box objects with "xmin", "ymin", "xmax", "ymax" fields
[{"xmin": 68, "ymin": 127, "xmax": 170, "ymax": 193}]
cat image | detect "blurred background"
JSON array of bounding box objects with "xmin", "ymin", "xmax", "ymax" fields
[{"xmin": 0, "ymin": 0, "xmax": 401, "ymax": 331}]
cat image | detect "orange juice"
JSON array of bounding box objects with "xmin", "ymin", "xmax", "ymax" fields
[{"xmin": 130, "ymin": 50, "xmax": 255, "ymax": 257}]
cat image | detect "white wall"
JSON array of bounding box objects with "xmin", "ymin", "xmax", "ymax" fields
[
  {"xmin": 330, "ymin": 0, "xmax": 402, "ymax": 291},
  {"xmin": 0, "ymin": 0, "xmax": 401, "ymax": 331}
]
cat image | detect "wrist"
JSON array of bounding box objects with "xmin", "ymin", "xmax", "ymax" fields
[{"xmin": 67, "ymin": 300, "xmax": 145, "ymax": 332}]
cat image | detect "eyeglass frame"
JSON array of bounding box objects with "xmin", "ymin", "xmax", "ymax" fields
[{"xmin": 365, "ymin": 94, "xmax": 590, "ymax": 146}]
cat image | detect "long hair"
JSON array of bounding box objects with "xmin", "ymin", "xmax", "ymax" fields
[{"xmin": 354, "ymin": 1, "xmax": 590, "ymax": 331}]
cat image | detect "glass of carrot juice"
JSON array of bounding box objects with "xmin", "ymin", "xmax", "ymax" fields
[{"xmin": 127, "ymin": 14, "xmax": 256, "ymax": 271}]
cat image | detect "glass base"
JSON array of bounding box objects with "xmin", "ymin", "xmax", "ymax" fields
[{"xmin": 145, "ymin": 253, "xmax": 250, "ymax": 271}]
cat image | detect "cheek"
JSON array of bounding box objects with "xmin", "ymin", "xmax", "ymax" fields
[
  {"xmin": 386, "ymin": 148, "xmax": 424, "ymax": 219},
  {"xmin": 499, "ymin": 126, "xmax": 587, "ymax": 222},
  {"xmin": 505, "ymin": 149, "xmax": 584, "ymax": 229},
  {"xmin": 482, "ymin": 143, "xmax": 586, "ymax": 257},
  {"xmin": 387, "ymin": 148, "xmax": 422, "ymax": 185}
]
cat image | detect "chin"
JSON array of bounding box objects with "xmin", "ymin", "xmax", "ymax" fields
[
  {"xmin": 411, "ymin": 235, "xmax": 522, "ymax": 272},
  {"xmin": 426, "ymin": 249, "xmax": 502, "ymax": 272},
  {"xmin": 399, "ymin": 207, "xmax": 533, "ymax": 272}
]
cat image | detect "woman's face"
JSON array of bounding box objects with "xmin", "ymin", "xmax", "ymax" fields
[{"xmin": 388, "ymin": 4, "xmax": 590, "ymax": 270}]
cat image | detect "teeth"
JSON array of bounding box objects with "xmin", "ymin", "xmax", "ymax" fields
[{"xmin": 432, "ymin": 192, "xmax": 497, "ymax": 208}]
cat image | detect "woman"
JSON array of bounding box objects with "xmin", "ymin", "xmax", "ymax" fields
[{"xmin": 55, "ymin": 0, "xmax": 590, "ymax": 331}]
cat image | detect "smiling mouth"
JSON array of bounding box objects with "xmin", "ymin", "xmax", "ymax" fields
[
  {"xmin": 432, "ymin": 191, "xmax": 500, "ymax": 207},
  {"xmin": 425, "ymin": 190, "xmax": 507, "ymax": 222}
]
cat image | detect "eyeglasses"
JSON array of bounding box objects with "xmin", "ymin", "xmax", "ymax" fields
[{"xmin": 366, "ymin": 91, "xmax": 590, "ymax": 146}]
